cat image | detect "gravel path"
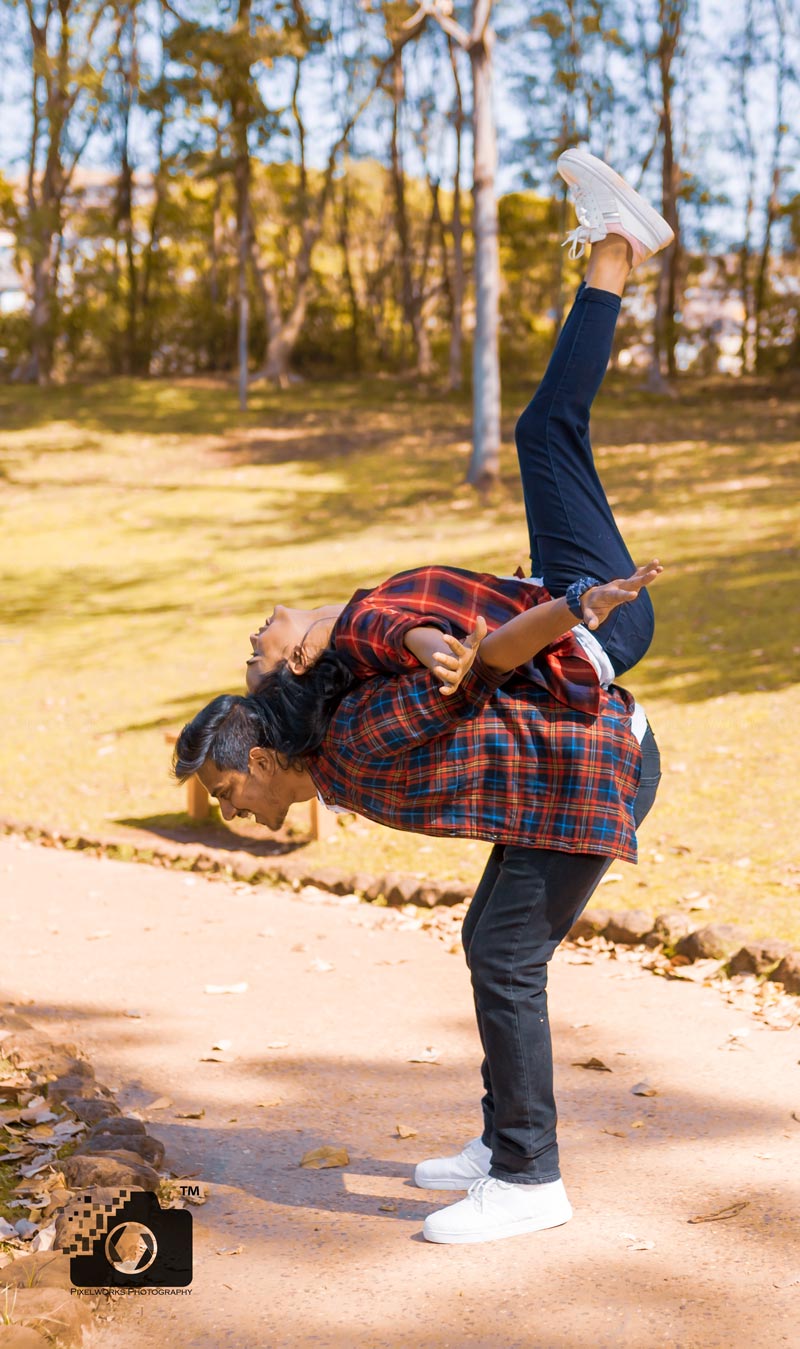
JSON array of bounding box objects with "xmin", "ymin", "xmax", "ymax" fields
[{"xmin": 2, "ymin": 835, "xmax": 798, "ymax": 1349}]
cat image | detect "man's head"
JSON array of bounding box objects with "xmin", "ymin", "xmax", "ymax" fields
[{"xmin": 172, "ymin": 695, "xmax": 315, "ymax": 831}]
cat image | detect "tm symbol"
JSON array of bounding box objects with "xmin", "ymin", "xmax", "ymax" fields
[{"xmin": 180, "ymin": 1185, "xmax": 202, "ymax": 1198}]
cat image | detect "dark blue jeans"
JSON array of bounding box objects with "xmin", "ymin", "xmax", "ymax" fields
[
  {"xmin": 462, "ymin": 727, "xmax": 662, "ymax": 1184},
  {"xmin": 460, "ymin": 284, "xmax": 662, "ymax": 1184},
  {"xmin": 515, "ymin": 280, "xmax": 654, "ymax": 678}
]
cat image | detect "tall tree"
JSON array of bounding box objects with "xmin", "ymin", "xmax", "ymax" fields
[
  {"xmin": 406, "ymin": 0, "xmax": 501, "ymax": 489},
  {"xmin": 647, "ymin": 0, "xmax": 688, "ymax": 388},
  {"xmin": 14, "ymin": 0, "xmax": 109, "ymax": 382}
]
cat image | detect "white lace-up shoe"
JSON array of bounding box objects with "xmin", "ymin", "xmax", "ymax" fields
[
  {"xmin": 413, "ymin": 1136, "xmax": 492, "ymax": 1191},
  {"xmin": 422, "ymin": 1175, "xmax": 573, "ymax": 1245},
  {"xmin": 557, "ymin": 146, "xmax": 674, "ymax": 266}
]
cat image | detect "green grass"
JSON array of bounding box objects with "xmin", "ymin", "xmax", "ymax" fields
[{"xmin": 1, "ymin": 371, "xmax": 799, "ymax": 943}]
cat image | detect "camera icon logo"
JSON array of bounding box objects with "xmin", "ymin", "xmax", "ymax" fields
[{"xmin": 61, "ymin": 1187, "xmax": 192, "ymax": 1288}]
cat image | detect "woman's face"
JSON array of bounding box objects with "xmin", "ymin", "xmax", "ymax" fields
[
  {"xmin": 246, "ymin": 605, "xmax": 310, "ymax": 692},
  {"xmin": 245, "ymin": 603, "xmax": 344, "ymax": 692}
]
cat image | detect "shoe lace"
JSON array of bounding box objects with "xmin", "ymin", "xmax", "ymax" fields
[
  {"xmin": 561, "ymin": 225, "xmax": 593, "ymax": 260},
  {"xmin": 561, "ymin": 184, "xmax": 601, "ymax": 259},
  {"xmin": 467, "ymin": 1177, "xmax": 496, "ymax": 1211}
]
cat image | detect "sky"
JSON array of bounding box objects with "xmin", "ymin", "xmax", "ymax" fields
[{"xmin": 0, "ymin": 0, "xmax": 797, "ymax": 253}]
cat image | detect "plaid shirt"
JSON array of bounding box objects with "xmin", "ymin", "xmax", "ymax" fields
[
  {"xmin": 307, "ymin": 656, "xmax": 642, "ymax": 864},
  {"xmin": 330, "ymin": 566, "xmax": 601, "ymax": 715}
]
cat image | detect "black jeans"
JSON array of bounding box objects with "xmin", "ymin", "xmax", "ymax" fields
[
  {"xmin": 515, "ymin": 280, "xmax": 654, "ymax": 678},
  {"xmin": 460, "ymin": 283, "xmax": 662, "ymax": 1184},
  {"xmin": 461, "ymin": 726, "xmax": 662, "ymax": 1184}
]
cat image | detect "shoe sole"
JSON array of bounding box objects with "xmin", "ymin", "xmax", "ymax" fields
[
  {"xmin": 422, "ymin": 1204, "xmax": 573, "ymax": 1245},
  {"xmin": 557, "ymin": 148, "xmax": 674, "ymax": 254},
  {"xmin": 413, "ymin": 1172, "xmax": 489, "ymax": 1191}
]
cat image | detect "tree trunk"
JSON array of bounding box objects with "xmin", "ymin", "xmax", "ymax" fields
[
  {"xmin": 466, "ymin": 6, "xmax": 501, "ymax": 490},
  {"xmin": 648, "ymin": 1, "xmax": 684, "ymax": 392},
  {"xmin": 447, "ymin": 37, "xmax": 465, "ymax": 391},
  {"xmin": 753, "ymin": 0, "xmax": 787, "ymax": 375},
  {"xmin": 337, "ymin": 167, "xmax": 362, "ymax": 373},
  {"xmin": 231, "ymin": 0, "xmax": 253, "ymax": 410}
]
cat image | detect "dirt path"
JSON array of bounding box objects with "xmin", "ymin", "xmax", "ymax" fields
[{"xmin": 2, "ymin": 835, "xmax": 798, "ymax": 1349}]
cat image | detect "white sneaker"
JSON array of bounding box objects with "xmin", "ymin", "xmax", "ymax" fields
[
  {"xmin": 413, "ymin": 1135, "xmax": 491, "ymax": 1191},
  {"xmin": 557, "ymin": 146, "xmax": 674, "ymax": 266},
  {"xmin": 423, "ymin": 1175, "xmax": 573, "ymax": 1245}
]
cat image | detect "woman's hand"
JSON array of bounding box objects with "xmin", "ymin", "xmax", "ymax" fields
[
  {"xmin": 580, "ymin": 560, "xmax": 663, "ymax": 631},
  {"xmin": 431, "ymin": 616, "xmax": 488, "ymax": 696}
]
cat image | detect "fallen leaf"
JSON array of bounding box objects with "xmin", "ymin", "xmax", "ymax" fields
[
  {"xmin": 86, "ymin": 929, "xmax": 112, "ymax": 940},
  {"xmin": 124, "ymin": 1009, "xmax": 143, "ymax": 1019},
  {"xmin": 620, "ymin": 1232, "xmax": 655, "ymax": 1252},
  {"xmin": 378, "ymin": 1201, "xmax": 398, "ymax": 1212},
  {"xmin": 630, "ymin": 1120, "xmax": 645, "ymax": 1129},
  {"xmin": 688, "ymin": 1201, "xmax": 749, "ymax": 1224},
  {"xmin": 148, "ymin": 1097, "xmax": 172, "ymax": 1110},
  {"xmin": 631, "ymin": 1081, "xmax": 658, "ymax": 1097},
  {"xmin": 773, "ymin": 1272, "xmax": 800, "ymax": 1289},
  {"xmin": 216, "ymin": 1245, "xmax": 244, "ymax": 1256},
  {"xmin": 26, "ymin": 1124, "xmax": 55, "ymax": 1141},
  {"xmin": 602, "ymin": 1128, "xmax": 627, "ymax": 1138},
  {"xmin": 308, "ymin": 959, "xmax": 335, "ymax": 973},
  {"xmin": 175, "ymin": 1108, "xmax": 205, "ymax": 1119},
  {"xmin": 395, "ymin": 1124, "xmax": 418, "ymax": 1139},
  {"xmin": 266, "ymin": 1040, "xmax": 289, "ymax": 1049},
  {"xmin": 204, "ymin": 982, "xmax": 248, "ymax": 995},
  {"xmin": 408, "ymin": 1047, "xmax": 440, "ymax": 1064},
  {"xmin": 256, "ymin": 1100, "xmax": 282, "ymax": 1109},
  {"xmin": 572, "ymin": 1058, "xmax": 612, "ymax": 1072},
  {"xmin": 300, "ymin": 1145, "xmax": 349, "ymax": 1169},
  {"xmin": 791, "ymin": 1112, "xmax": 800, "ymax": 1125},
  {"xmin": 199, "ymin": 1051, "xmax": 234, "ymax": 1062},
  {"xmin": 211, "ymin": 1039, "xmax": 232, "ymax": 1051}
]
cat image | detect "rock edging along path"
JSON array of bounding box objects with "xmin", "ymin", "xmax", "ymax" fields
[
  {"xmin": 2, "ymin": 816, "xmax": 799, "ymax": 1004},
  {"xmin": 0, "ymin": 1002, "xmax": 206, "ymax": 1346}
]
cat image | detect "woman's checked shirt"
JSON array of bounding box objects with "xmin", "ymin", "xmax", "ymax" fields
[{"xmin": 306, "ymin": 568, "xmax": 643, "ymax": 862}]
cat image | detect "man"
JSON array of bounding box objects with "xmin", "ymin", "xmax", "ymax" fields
[{"xmin": 173, "ymin": 148, "xmax": 671, "ymax": 1245}]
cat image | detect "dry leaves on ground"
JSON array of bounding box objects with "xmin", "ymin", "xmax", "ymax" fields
[
  {"xmin": 688, "ymin": 1201, "xmax": 749, "ymax": 1224},
  {"xmin": 300, "ymin": 1145, "xmax": 349, "ymax": 1169},
  {"xmin": 573, "ymin": 1057, "xmax": 612, "ymax": 1072},
  {"xmin": 408, "ymin": 1047, "xmax": 440, "ymax": 1064}
]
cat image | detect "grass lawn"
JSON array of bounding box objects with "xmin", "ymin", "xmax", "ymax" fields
[{"xmin": 1, "ymin": 369, "xmax": 798, "ymax": 943}]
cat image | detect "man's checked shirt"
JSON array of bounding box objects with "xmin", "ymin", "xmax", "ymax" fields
[
  {"xmin": 309, "ymin": 622, "xmax": 642, "ymax": 864},
  {"xmin": 330, "ymin": 565, "xmax": 603, "ymax": 715}
]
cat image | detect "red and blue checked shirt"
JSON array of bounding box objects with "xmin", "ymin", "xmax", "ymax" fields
[
  {"xmin": 329, "ymin": 565, "xmax": 602, "ymax": 715},
  {"xmin": 307, "ymin": 655, "xmax": 642, "ymax": 864}
]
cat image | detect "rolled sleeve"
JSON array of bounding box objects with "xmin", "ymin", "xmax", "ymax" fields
[{"xmin": 332, "ymin": 602, "xmax": 454, "ymax": 678}]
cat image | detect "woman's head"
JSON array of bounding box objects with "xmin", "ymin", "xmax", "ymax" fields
[{"xmin": 246, "ymin": 603, "xmax": 344, "ymax": 693}]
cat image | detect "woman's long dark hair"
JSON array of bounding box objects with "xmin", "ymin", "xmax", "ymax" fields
[
  {"xmin": 250, "ymin": 647, "xmax": 357, "ymax": 758},
  {"xmin": 173, "ymin": 647, "xmax": 357, "ymax": 781}
]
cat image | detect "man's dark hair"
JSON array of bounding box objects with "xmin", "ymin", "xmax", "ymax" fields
[{"xmin": 172, "ymin": 649, "xmax": 356, "ymax": 782}]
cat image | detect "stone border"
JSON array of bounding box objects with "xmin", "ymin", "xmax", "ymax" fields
[
  {"xmin": 2, "ymin": 817, "xmax": 799, "ymax": 996},
  {"xmin": 0, "ymin": 1005, "xmax": 200, "ymax": 1343}
]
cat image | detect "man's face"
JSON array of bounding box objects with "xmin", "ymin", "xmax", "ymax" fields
[{"xmin": 197, "ymin": 748, "xmax": 305, "ymax": 831}]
